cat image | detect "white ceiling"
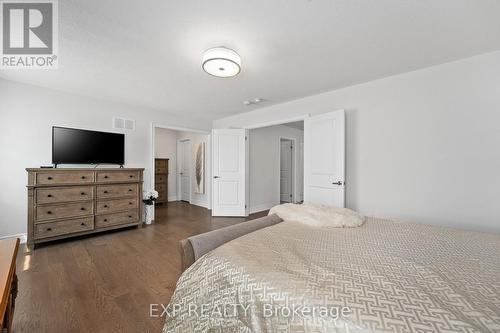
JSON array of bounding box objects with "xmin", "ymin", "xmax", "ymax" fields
[{"xmin": 2, "ymin": 0, "xmax": 500, "ymax": 124}]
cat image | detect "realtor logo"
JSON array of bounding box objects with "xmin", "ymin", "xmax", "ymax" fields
[{"xmin": 1, "ymin": 0, "xmax": 58, "ymax": 68}]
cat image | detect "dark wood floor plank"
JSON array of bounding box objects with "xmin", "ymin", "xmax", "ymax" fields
[{"xmin": 13, "ymin": 202, "xmax": 267, "ymax": 333}]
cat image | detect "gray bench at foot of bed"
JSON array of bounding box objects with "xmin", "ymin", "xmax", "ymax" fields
[{"xmin": 180, "ymin": 214, "xmax": 284, "ymax": 272}]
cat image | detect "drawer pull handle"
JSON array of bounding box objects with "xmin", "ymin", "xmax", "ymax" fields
[
  {"xmin": 47, "ymin": 227, "xmax": 52, "ymax": 231},
  {"xmin": 81, "ymin": 176, "xmax": 86, "ymax": 179},
  {"xmin": 129, "ymin": 175, "xmax": 133, "ymax": 178},
  {"xmin": 104, "ymin": 176, "xmax": 109, "ymax": 179},
  {"xmin": 81, "ymin": 222, "xmax": 86, "ymax": 226},
  {"xmin": 128, "ymin": 215, "xmax": 132, "ymax": 218},
  {"xmin": 47, "ymin": 211, "xmax": 52, "ymax": 214},
  {"xmin": 47, "ymin": 177, "xmax": 53, "ymax": 180},
  {"xmin": 47, "ymin": 194, "xmax": 53, "ymax": 197},
  {"xmin": 81, "ymin": 207, "xmax": 85, "ymax": 211},
  {"xmin": 129, "ymin": 202, "xmax": 133, "ymax": 205},
  {"xmin": 104, "ymin": 219, "xmax": 108, "ymax": 222},
  {"xmin": 128, "ymin": 189, "xmax": 132, "ymax": 192},
  {"xmin": 103, "ymin": 191, "xmax": 108, "ymax": 194},
  {"xmin": 81, "ymin": 192, "xmax": 85, "ymax": 195},
  {"xmin": 104, "ymin": 205, "xmax": 108, "ymax": 208}
]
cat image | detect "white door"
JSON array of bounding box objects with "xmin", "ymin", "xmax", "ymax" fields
[
  {"xmin": 177, "ymin": 140, "xmax": 191, "ymax": 202},
  {"xmin": 280, "ymin": 139, "xmax": 293, "ymax": 203},
  {"xmin": 212, "ymin": 129, "xmax": 248, "ymax": 216},
  {"xmin": 304, "ymin": 110, "xmax": 345, "ymax": 207}
]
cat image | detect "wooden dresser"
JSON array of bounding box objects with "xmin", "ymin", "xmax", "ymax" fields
[
  {"xmin": 0, "ymin": 238, "xmax": 19, "ymax": 333},
  {"xmin": 154, "ymin": 159, "xmax": 169, "ymax": 205},
  {"xmin": 26, "ymin": 168, "xmax": 144, "ymax": 247}
]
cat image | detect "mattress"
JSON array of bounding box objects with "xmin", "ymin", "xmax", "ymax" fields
[{"xmin": 163, "ymin": 217, "xmax": 500, "ymax": 332}]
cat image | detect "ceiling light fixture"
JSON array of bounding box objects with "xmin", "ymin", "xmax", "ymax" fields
[{"xmin": 202, "ymin": 47, "xmax": 241, "ymax": 78}]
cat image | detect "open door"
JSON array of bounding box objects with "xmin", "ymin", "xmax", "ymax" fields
[
  {"xmin": 304, "ymin": 110, "xmax": 345, "ymax": 207},
  {"xmin": 212, "ymin": 129, "xmax": 249, "ymax": 216}
]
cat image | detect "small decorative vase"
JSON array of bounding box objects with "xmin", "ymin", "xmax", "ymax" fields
[{"xmin": 144, "ymin": 204, "xmax": 154, "ymax": 224}]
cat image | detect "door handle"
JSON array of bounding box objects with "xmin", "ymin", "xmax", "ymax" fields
[
  {"xmin": 213, "ymin": 176, "xmax": 220, "ymax": 179},
  {"xmin": 332, "ymin": 181, "xmax": 344, "ymax": 185},
  {"xmin": 180, "ymin": 172, "xmax": 183, "ymax": 175}
]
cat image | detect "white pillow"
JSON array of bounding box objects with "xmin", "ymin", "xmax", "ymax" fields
[{"xmin": 269, "ymin": 203, "xmax": 365, "ymax": 228}]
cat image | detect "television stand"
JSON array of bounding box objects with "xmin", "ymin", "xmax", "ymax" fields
[{"xmin": 26, "ymin": 167, "xmax": 144, "ymax": 248}]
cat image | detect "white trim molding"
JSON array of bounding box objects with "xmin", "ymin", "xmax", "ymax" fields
[
  {"xmin": 0, "ymin": 233, "xmax": 27, "ymax": 244},
  {"xmin": 190, "ymin": 199, "xmax": 210, "ymax": 209},
  {"xmin": 279, "ymin": 136, "xmax": 298, "ymax": 204},
  {"xmin": 244, "ymin": 115, "xmax": 308, "ymax": 130}
]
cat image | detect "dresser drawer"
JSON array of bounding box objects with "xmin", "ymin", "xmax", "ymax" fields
[
  {"xmin": 96, "ymin": 171, "xmax": 140, "ymax": 183},
  {"xmin": 97, "ymin": 184, "xmax": 138, "ymax": 199},
  {"xmin": 36, "ymin": 172, "xmax": 94, "ymax": 185},
  {"xmin": 155, "ymin": 167, "xmax": 168, "ymax": 174},
  {"xmin": 97, "ymin": 198, "xmax": 138, "ymax": 214},
  {"xmin": 95, "ymin": 210, "xmax": 139, "ymax": 228},
  {"xmin": 155, "ymin": 174, "xmax": 167, "ymax": 183},
  {"xmin": 155, "ymin": 159, "xmax": 167, "ymax": 168},
  {"xmin": 35, "ymin": 217, "xmax": 94, "ymax": 239},
  {"xmin": 157, "ymin": 189, "xmax": 167, "ymax": 201},
  {"xmin": 155, "ymin": 183, "xmax": 166, "ymax": 192},
  {"xmin": 155, "ymin": 177, "xmax": 167, "ymax": 201},
  {"xmin": 37, "ymin": 186, "xmax": 94, "ymax": 204},
  {"xmin": 36, "ymin": 201, "xmax": 94, "ymax": 221}
]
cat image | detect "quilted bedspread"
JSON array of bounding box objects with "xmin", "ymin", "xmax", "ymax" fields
[{"xmin": 163, "ymin": 218, "xmax": 500, "ymax": 332}]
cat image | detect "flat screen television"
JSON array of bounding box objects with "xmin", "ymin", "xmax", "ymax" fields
[{"xmin": 52, "ymin": 127, "xmax": 125, "ymax": 166}]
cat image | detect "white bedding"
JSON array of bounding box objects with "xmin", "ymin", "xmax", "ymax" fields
[
  {"xmin": 163, "ymin": 217, "xmax": 500, "ymax": 332},
  {"xmin": 269, "ymin": 203, "xmax": 365, "ymax": 228}
]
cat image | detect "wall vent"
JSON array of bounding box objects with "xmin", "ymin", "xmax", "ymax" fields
[{"xmin": 113, "ymin": 117, "xmax": 135, "ymax": 131}]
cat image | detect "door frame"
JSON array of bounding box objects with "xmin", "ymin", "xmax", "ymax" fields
[
  {"xmin": 241, "ymin": 117, "xmax": 307, "ymax": 213},
  {"xmin": 150, "ymin": 123, "xmax": 210, "ymax": 221},
  {"xmin": 279, "ymin": 136, "xmax": 296, "ymax": 203},
  {"xmin": 244, "ymin": 115, "xmax": 308, "ymax": 130},
  {"xmin": 177, "ymin": 139, "xmax": 192, "ymax": 203}
]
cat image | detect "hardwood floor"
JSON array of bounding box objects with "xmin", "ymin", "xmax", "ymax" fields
[{"xmin": 13, "ymin": 202, "xmax": 267, "ymax": 333}]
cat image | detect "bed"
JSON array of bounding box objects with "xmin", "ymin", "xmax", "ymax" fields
[{"xmin": 163, "ymin": 215, "xmax": 500, "ymax": 332}]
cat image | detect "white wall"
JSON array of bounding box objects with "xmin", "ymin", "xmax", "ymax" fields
[
  {"xmin": 0, "ymin": 79, "xmax": 209, "ymax": 238},
  {"xmin": 177, "ymin": 131, "xmax": 211, "ymax": 209},
  {"xmin": 155, "ymin": 128, "xmax": 178, "ymax": 201},
  {"xmin": 249, "ymin": 124, "xmax": 304, "ymax": 213},
  {"xmin": 214, "ymin": 51, "xmax": 500, "ymax": 233}
]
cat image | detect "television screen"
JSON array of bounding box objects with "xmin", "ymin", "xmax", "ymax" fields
[{"xmin": 52, "ymin": 127, "xmax": 125, "ymax": 165}]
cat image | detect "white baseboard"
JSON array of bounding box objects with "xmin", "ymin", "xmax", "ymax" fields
[
  {"xmin": 190, "ymin": 199, "xmax": 209, "ymax": 209},
  {"xmin": 0, "ymin": 233, "xmax": 27, "ymax": 244},
  {"xmin": 168, "ymin": 196, "xmax": 178, "ymax": 202},
  {"xmin": 250, "ymin": 202, "xmax": 279, "ymax": 214}
]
